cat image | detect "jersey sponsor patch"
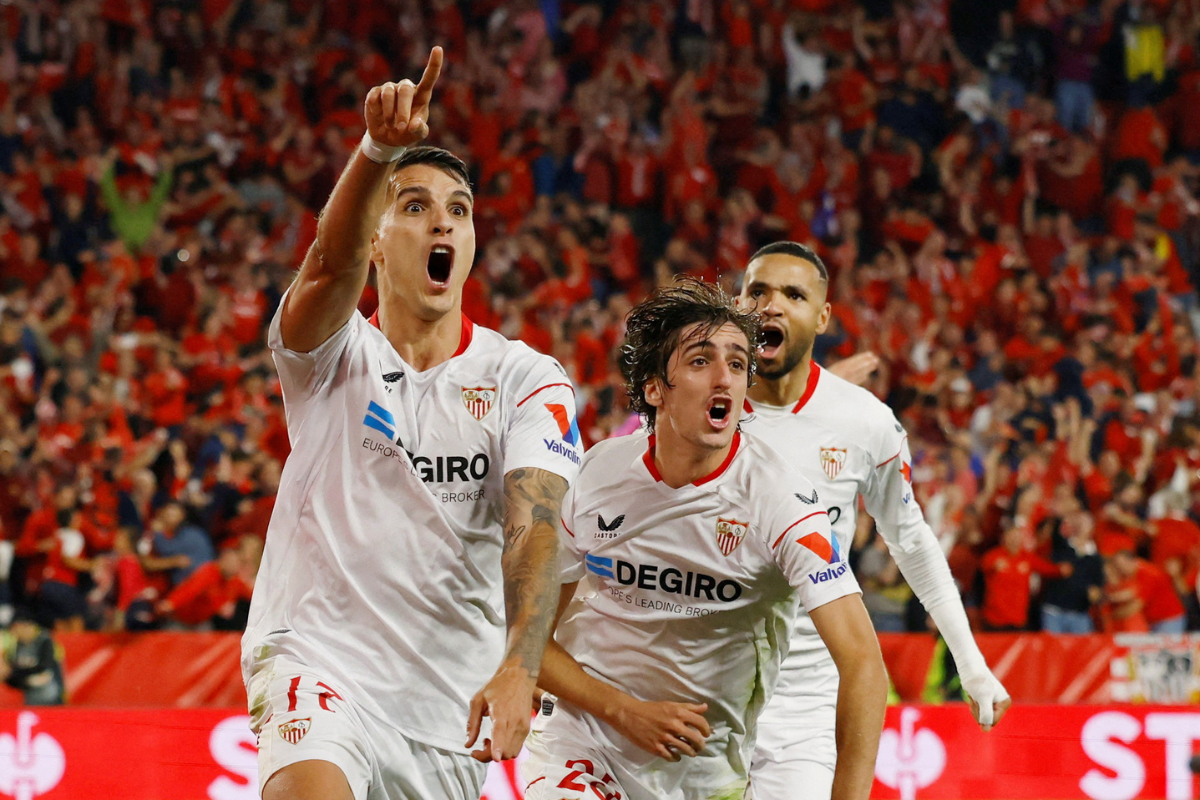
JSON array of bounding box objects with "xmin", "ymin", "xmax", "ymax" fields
[
  {"xmin": 461, "ymin": 386, "xmax": 496, "ymax": 420},
  {"xmin": 278, "ymin": 717, "xmax": 311, "ymax": 744},
  {"xmin": 795, "ymin": 489, "xmax": 818, "ymax": 504},
  {"xmin": 900, "ymin": 460, "xmax": 913, "ymax": 503},
  {"xmin": 796, "ymin": 530, "xmax": 841, "ymax": 564},
  {"xmin": 819, "ymin": 447, "xmax": 847, "ymax": 480},
  {"xmin": 715, "ymin": 517, "xmax": 749, "ymax": 556},
  {"xmin": 363, "ymin": 400, "xmax": 396, "ymax": 440},
  {"xmin": 544, "ymin": 403, "xmax": 582, "ymax": 465}
]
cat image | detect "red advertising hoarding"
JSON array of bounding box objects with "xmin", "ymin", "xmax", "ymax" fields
[{"xmin": 1, "ymin": 705, "xmax": 1199, "ymax": 800}]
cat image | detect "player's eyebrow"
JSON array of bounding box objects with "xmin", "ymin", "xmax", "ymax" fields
[
  {"xmin": 748, "ymin": 280, "xmax": 807, "ymax": 296},
  {"xmin": 680, "ymin": 339, "xmax": 750, "ymax": 358},
  {"xmin": 394, "ymin": 186, "xmax": 474, "ymax": 205}
]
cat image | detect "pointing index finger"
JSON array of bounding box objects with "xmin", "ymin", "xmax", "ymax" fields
[{"xmin": 412, "ymin": 46, "xmax": 444, "ymax": 109}]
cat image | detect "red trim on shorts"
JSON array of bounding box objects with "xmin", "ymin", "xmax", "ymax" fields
[
  {"xmin": 517, "ymin": 382, "xmax": 575, "ymax": 407},
  {"xmin": 526, "ymin": 777, "xmax": 545, "ymax": 789},
  {"xmin": 791, "ymin": 362, "xmax": 821, "ymax": 413},
  {"xmin": 772, "ymin": 510, "xmax": 829, "ymax": 549},
  {"xmin": 366, "ymin": 311, "xmax": 475, "ymax": 357}
]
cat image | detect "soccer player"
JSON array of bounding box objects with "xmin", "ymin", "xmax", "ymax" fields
[
  {"xmin": 521, "ymin": 280, "xmax": 887, "ymax": 800},
  {"xmin": 243, "ymin": 48, "xmax": 580, "ymax": 800},
  {"xmin": 737, "ymin": 241, "xmax": 1011, "ymax": 800}
]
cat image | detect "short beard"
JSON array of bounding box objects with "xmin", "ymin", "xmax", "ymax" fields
[{"xmin": 757, "ymin": 338, "xmax": 809, "ymax": 380}]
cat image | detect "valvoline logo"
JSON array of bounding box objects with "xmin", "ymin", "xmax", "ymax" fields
[
  {"xmin": 545, "ymin": 403, "xmax": 580, "ymax": 445},
  {"xmin": 797, "ymin": 531, "xmax": 848, "ymax": 583},
  {"xmin": 544, "ymin": 403, "xmax": 581, "ymax": 465},
  {"xmin": 796, "ymin": 531, "xmax": 841, "ymax": 564}
]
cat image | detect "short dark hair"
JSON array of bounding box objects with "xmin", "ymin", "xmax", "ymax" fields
[
  {"xmin": 620, "ymin": 278, "xmax": 761, "ymax": 427},
  {"xmin": 748, "ymin": 241, "xmax": 829, "ymax": 282},
  {"xmin": 388, "ymin": 145, "xmax": 473, "ymax": 199}
]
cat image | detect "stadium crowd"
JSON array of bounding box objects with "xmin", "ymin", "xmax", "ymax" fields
[{"xmin": 0, "ymin": 0, "xmax": 1198, "ymax": 638}]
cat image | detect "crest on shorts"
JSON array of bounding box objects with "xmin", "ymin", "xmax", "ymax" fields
[
  {"xmin": 278, "ymin": 717, "xmax": 311, "ymax": 745},
  {"xmin": 461, "ymin": 386, "xmax": 496, "ymax": 421},
  {"xmin": 820, "ymin": 447, "xmax": 847, "ymax": 480},
  {"xmin": 715, "ymin": 517, "xmax": 749, "ymax": 557}
]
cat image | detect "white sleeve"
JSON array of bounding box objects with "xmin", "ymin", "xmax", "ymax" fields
[
  {"xmin": 766, "ymin": 472, "xmax": 860, "ymax": 613},
  {"xmin": 268, "ymin": 285, "xmax": 358, "ymax": 403},
  {"xmin": 557, "ymin": 479, "xmax": 586, "ymax": 584},
  {"xmin": 865, "ymin": 413, "xmax": 1010, "ymax": 718},
  {"xmin": 502, "ymin": 355, "xmax": 582, "ymax": 484}
]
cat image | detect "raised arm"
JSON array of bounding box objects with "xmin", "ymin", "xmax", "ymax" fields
[
  {"xmin": 465, "ymin": 467, "xmax": 567, "ymax": 762},
  {"xmin": 809, "ymin": 595, "xmax": 888, "ymax": 800},
  {"xmin": 279, "ymin": 47, "xmax": 443, "ymax": 353}
]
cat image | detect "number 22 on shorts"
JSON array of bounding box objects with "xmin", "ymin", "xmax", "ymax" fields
[{"xmin": 557, "ymin": 758, "xmax": 622, "ymax": 800}]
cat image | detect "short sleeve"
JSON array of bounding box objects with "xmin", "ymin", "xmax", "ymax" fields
[
  {"xmin": 502, "ymin": 355, "xmax": 582, "ymax": 484},
  {"xmin": 268, "ymin": 285, "xmax": 359, "ymax": 404},
  {"xmin": 765, "ymin": 470, "xmax": 861, "ymax": 613},
  {"xmin": 557, "ymin": 480, "xmax": 586, "ymax": 584},
  {"xmin": 863, "ymin": 412, "xmax": 929, "ymax": 554}
]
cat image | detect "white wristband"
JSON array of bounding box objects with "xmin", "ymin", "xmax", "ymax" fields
[{"xmin": 360, "ymin": 131, "xmax": 406, "ymax": 164}]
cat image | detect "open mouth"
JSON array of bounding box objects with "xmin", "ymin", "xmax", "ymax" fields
[
  {"xmin": 427, "ymin": 244, "xmax": 454, "ymax": 285},
  {"xmin": 707, "ymin": 397, "xmax": 732, "ymax": 427},
  {"xmin": 759, "ymin": 326, "xmax": 785, "ymax": 357}
]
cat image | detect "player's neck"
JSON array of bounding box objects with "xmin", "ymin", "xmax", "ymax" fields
[
  {"xmin": 747, "ymin": 353, "xmax": 813, "ymax": 407},
  {"xmin": 651, "ymin": 424, "xmax": 734, "ymax": 489},
  {"xmin": 379, "ymin": 301, "xmax": 464, "ymax": 372}
]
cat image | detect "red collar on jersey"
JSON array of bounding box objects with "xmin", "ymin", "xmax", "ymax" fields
[
  {"xmin": 366, "ymin": 309, "xmax": 475, "ymax": 358},
  {"xmin": 742, "ymin": 362, "xmax": 821, "ymax": 415},
  {"xmin": 642, "ymin": 431, "xmax": 742, "ymax": 486}
]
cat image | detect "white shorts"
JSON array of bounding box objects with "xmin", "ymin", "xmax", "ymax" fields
[
  {"xmin": 249, "ymin": 657, "xmax": 485, "ymax": 800},
  {"xmin": 522, "ymin": 699, "xmax": 747, "ymax": 800},
  {"xmin": 748, "ymin": 667, "xmax": 838, "ymax": 800}
]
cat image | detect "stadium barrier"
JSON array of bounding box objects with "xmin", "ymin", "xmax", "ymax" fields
[
  {"xmin": 3, "ymin": 632, "xmax": 1194, "ymax": 708},
  {"xmin": 0, "ymin": 705, "xmax": 1196, "ymax": 800}
]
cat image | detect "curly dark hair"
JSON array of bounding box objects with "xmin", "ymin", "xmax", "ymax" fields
[{"xmin": 620, "ymin": 278, "xmax": 762, "ymax": 428}]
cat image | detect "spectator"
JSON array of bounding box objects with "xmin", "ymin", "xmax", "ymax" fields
[
  {"xmin": 1041, "ymin": 511, "xmax": 1105, "ymax": 633},
  {"xmin": 1107, "ymin": 545, "xmax": 1188, "ymax": 634},
  {"xmin": 981, "ymin": 522, "xmax": 1071, "ymax": 631},
  {"xmin": 0, "ymin": 607, "xmax": 65, "ymax": 705}
]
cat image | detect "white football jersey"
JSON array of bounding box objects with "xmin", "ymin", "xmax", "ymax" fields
[
  {"xmin": 741, "ymin": 363, "xmax": 925, "ymax": 690},
  {"xmin": 242, "ymin": 293, "xmax": 582, "ymax": 752},
  {"xmin": 552, "ymin": 429, "xmax": 859, "ymax": 780}
]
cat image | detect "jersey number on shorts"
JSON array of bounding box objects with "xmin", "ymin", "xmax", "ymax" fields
[
  {"xmin": 286, "ymin": 675, "xmax": 345, "ymax": 713},
  {"xmin": 557, "ymin": 759, "xmax": 622, "ymax": 800}
]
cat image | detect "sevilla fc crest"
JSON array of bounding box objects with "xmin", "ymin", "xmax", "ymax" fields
[
  {"xmin": 278, "ymin": 717, "xmax": 311, "ymax": 744},
  {"xmin": 820, "ymin": 447, "xmax": 847, "ymax": 480},
  {"xmin": 716, "ymin": 517, "xmax": 749, "ymax": 556},
  {"xmin": 461, "ymin": 387, "xmax": 496, "ymax": 421}
]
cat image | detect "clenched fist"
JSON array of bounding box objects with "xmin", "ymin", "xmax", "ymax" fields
[{"xmin": 365, "ymin": 46, "xmax": 443, "ymax": 149}]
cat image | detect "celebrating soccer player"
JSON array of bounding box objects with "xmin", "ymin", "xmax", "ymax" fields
[
  {"xmin": 520, "ymin": 279, "xmax": 886, "ymax": 800},
  {"xmin": 737, "ymin": 242, "xmax": 1011, "ymax": 800},
  {"xmin": 243, "ymin": 47, "xmax": 580, "ymax": 800}
]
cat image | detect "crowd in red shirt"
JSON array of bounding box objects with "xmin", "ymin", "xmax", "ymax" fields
[{"xmin": 0, "ymin": 0, "xmax": 1198, "ymax": 636}]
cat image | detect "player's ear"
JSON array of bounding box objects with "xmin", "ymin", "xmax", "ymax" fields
[
  {"xmin": 644, "ymin": 376, "xmax": 665, "ymax": 410},
  {"xmin": 368, "ymin": 231, "xmax": 383, "ymax": 270},
  {"xmin": 816, "ymin": 302, "xmax": 832, "ymax": 336}
]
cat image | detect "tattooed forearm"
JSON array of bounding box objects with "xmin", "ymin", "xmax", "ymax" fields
[{"xmin": 500, "ymin": 468, "xmax": 568, "ymax": 677}]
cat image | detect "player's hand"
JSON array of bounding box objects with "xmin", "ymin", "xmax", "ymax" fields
[
  {"xmin": 963, "ymin": 670, "xmax": 1011, "ymax": 731},
  {"xmin": 364, "ymin": 46, "xmax": 443, "ymax": 149},
  {"xmin": 827, "ymin": 351, "xmax": 881, "ymax": 387},
  {"xmin": 610, "ymin": 698, "xmax": 711, "ymax": 762},
  {"xmin": 465, "ymin": 664, "xmax": 536, "ymax": 762}
]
